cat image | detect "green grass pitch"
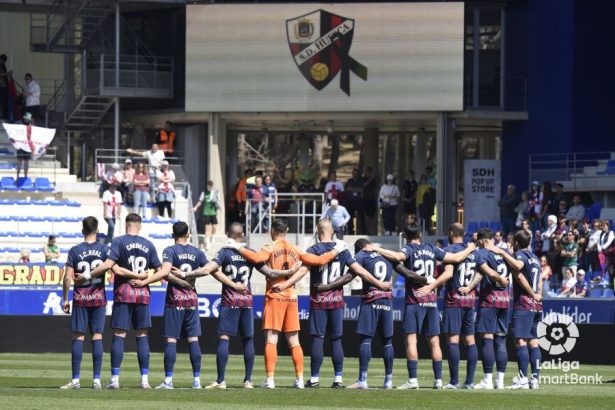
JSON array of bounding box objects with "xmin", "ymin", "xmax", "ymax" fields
[{"xmin": 0, "ymin": 353, "xmax": 614, "ymax": 409}]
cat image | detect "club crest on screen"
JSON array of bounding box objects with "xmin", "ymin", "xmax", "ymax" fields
[{"xmin": 286, "ymin": 9, "xmax": 368, "ymax": 96}]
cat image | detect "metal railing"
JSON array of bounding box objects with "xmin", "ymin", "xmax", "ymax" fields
[
  {"xmin": 528, "ymin": 151, "xmax": 614, "ymax": 190},
  {"xmin": 87, "ymin": 54, "xmax": 173, "ymax": 96},
  {"xmin": 94, "ymin": 148, "xmax": 185, "ymax": 182},
  {"xmin": 245, "ymin": 192, "xmax": 326, "ymax": 246}
]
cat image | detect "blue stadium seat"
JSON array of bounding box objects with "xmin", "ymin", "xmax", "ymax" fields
[
  {"xmin": 588, "ymin": 288, "xmax": 603, "ymax": 298},
  {"xmin": 478, "ymin": 221, "xmax": 489, "ymax": 230},
  {"xmin": 1, "ymin": 176, "xmax": 16, "ymax": 191},
  {"xmin": 34, "ymin": 177, "xmax": 53, "ymax": 192},
  {"xmin": 602, "ymin": 288, "xmax": 614, "ymax": 298},
  {"xmin": 587, "ymin": 203, "xmax": 602, "ymax": 221},
  {"xmin": 489, "ymin": 221, "xmax": 502, "ymax": 232},
  {"xmin": 16, "ymin": 177, "xmax": 34, "ymax": 191},
  {"xmin": 596, "ymin": 160, "xmax": 615, "ymax": 175},
  {"xmin": 467, "ymin": 222, "xmax": 479, "ymax": 235}
]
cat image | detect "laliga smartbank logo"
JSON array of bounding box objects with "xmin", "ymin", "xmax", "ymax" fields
[{"xmin": 536, "ymin": 312, "xmax": 602, "ymax": 385}]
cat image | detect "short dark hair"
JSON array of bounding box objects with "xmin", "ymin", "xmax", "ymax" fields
[
  {"xmin": 448, "ymin": 223, "xmax": 465, "ymax": 238},
  {"xmin": 255, "ymin": 170, "xmax": 264, "ymax": 176},
  {"xmin": 48, "ymin": 235, "xmax": 56, "ymax": 241},
  {"xmin": 25, "ymin": 73, "xmax": 32, "ymax": 79},
  {"xmin": 126, "ymin": 213, "xmax": 142, "ymax": 225},
  {"xmin": 0, "ymin": 54, "xmax": 7, "ymax": 62},
  {"xmin": 477, "ymin": 228, "xmax": 493, "ymax": 241},
  {"xmin": 354, "ymin": 238, "xmax": 371, "ymax": 254},
  {"xmin": 172, "ymin": 221, "xmax": 189, "ymax": 238},
  {"xmin": 404, "ymin": 224, "xmax": 421, "ymax": 240},
  {"xmin": 513, "ymin": 229, "xmax": 531, "ymax": 249},
  {"xmin": 82, "ymin": 216, "xmax": 98, "ymax": 236},
  {"xmin": 271, "ymin": 219, "xmax": 288, "ymax": 234},
  {"xmin": 228, "ymin": 222, "xmax": 244, "ymax": 239}
]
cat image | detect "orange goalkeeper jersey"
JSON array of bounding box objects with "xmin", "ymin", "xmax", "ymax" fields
[{"xmin": 240, "ymin": 239, "xmax": 337, "ymax": 300}]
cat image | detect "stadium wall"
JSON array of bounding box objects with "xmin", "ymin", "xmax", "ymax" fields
[
  {"xmin": 1, "ymin": 317, "xmax": 613, "ymax": 365},
  {"xmin": 501, "ymin": 0, "xmax": 615, "ymax": 190}
]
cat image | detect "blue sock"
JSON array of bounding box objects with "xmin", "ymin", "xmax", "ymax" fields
[
  {"xmin": 495, "ymin": 336, "xmax": 508, "ymax": 373},
  {"xmin": 164, "ymin": 342, "xmax": 177, "ymax": 378},
  {"xmin": 242, "ymin": 337, "xmax": 254, "ymax": 383},
  {"xmin": 71, "ymin": 339, "xmax": 83, "ymax": 380},
  {"xmin": 481, "ymin": 338, "xmax": 495, "ymax": 374},
  {"xmin": 92, "ymin": 340, "xmax": 103, "ymax": 380},
  {"xmin": 189, "ymin": 340, "xmax": 202, "ymax": 378},
  {"xmin": 382, "ymin": 337, "xmax": 394, "ymax": 377},
  {"xmin": 529, "ymin": 346, "xmax": 541, "ymax": 379},
  {"xmin": 447, "ymin": 343, "xmax": 460, "ymax": 385},
  {"xmin": 465, "ymin": 344, "xmax": 478, "ymax": 385},
  {"xmin": 111, "ymin": 335, "xmax": 124, "ymax": 377},
  {"xmin": 433, "ymin": 360, "xmax": 442, "ymax": 380},
  {"xmin": 216, "ymin": 339, "xmax": 229, "ymax": 383},
  {"xmin": 516, "ymin": 345, "xmax": 529, "ymax": 378},
  {"xmin": 331, "ymin": 337, "xmax": 344, "ymax": 377},
  {"xmin": 310, "ymin": 336, "xmax": 324, "ymax": 379},
  {"xmin": 136, "ymin": 336, "xmax": 150, "ymax": 376},
  {"xmin": 407, "ymin": 360, "xmax": 418, "ymax": 379},
  {"xmin": 359, "ymin": 336, "xmax": 372, "ymax": 382}
]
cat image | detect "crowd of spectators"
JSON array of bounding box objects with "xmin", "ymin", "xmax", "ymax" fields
[
  {"xmin": 0, "ymin": 55, "xmax": 42, "ymax": 123},
  {"xmin": 498, "ymin": 180, "xmax": 615, "ymax": 297},
  {"xmin": 228, "ymin": 166, "xmax": 438, "ymax": 236}
]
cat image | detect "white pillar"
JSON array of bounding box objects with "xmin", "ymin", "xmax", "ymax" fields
[{"xmin": 208, "ymin": 113, "xmax": 226, "ymax": 229}]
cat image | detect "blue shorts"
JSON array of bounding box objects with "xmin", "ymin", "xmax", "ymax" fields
[
  {"xmin": 512, "ymin": 309, "xmax": 542, "ymax": 340},
  {"xmin": 403, "ymin": 304, "xmax": 441, "ymax": 336},
  {"xmin": 310, "ymin": 308, "xmax": 343, "ymax": 338},
  {"xmin": 476, "ymin": 307, "xmax": 510, "ymax": 336},
  {"xmin": 356, "ymin": 299, "xmax": 393, "ymax": 338},
  {"xmin": 70, "ymin": 305, "xmax": 106, "ymax": 335},
  {"xmin": 441, "ymin": 307, "xmax": 476, "ymax": 335},
  {"xmin": 110, "ymin": 302, "xmax": 151, "ymax": 331},
  {"xmin": 217, "ymin": 306, "xmax": 254, "ymax": 338},
  {"xmin": 163, "ymin": 306, "xmax": 201, "ymax": 339}
]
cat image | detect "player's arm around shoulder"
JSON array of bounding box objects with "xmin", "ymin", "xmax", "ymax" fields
[
  {"xmin": 442, "ymin": 242, "xmax": 476, "ymax": 264},
  {"xmin": 418, "ymin": 263, "xmax": 453, "ymax": 295},
  {"xmin": 271, "ymin": 266, "xmax": 310, "ymax": 293},
  {"xmin": 350, "ymin": 262, "xmax": 392, "ymax": 291},
  {"xmin": 130, "ymin": 261, "xmax": 172, "ymax": 288},
  {"xmin": 62, "ymin": 266, "xmax": 74, "ymax": 314},
  {"xmin": 372, "ymin": 245, "xmax": 407, "ymax": 263}
]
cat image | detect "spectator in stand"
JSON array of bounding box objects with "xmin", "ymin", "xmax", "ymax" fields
[
  {"xmin": 515, "ymin": 191, "xmax": 531, "ymax": 228},
  {"xmin": 132, "ymin": 163, "xmax": 150, "ymax": 218},
  {"xmin": 158, "ymin": 121, "xmax": 175, "ymax": 156},
  {"xmin": 102, "ymin": 184, "xmax": 123, "ymax": 243},
  {"xmin": 540, "ymin": 214, "xmax": 558, "ymax": 256},
  {"xmin": 585, "ymin": 219, "xmax": 603, "ymax": 279},
  {"xmin": 401, "ymin": 170, "xmax": 418, "ymax": 217},
  {"xmin": 19, "ymin": 248, "xmax": 31, "ymax": 264},
  {"xmin": 540, "ymin": 182, "xmax": 554, "ymax": 228},
  {"xmin": 248, "ymin": 175, "xmax": 265, "ymax": 231},
  {"xmin": 263, "ymin": 175, "xmax": 278, "ymax": 215},
  {"xmin": 555, "ymin": 217, "xmax": 569, "ymax": 237},
  {"xmin": 193, "ymin": 180, "xmax": 221, "ymax": 251},
  {"xmin": 425, "ymin": 166, "xmax": 436, "ymax": 188},
  {"xmin": 324, "ymin": 171, "xmax": 344, "ymax": 202},
  {"xmin": 566, "ymin": 195, "xmax": 585, "ymax": 222},
  {"xmin": 362, "ymin": 166, "xmax": 378, "ymax": 234},
  {"xmin": 529, "ymin": 181, "xmax": 543, "ymax": 230},
  {"xmin": 572, "ymin": 270, "xmax": 588, "ymax": 298},
  {"xmin": 498, "ymin": 184, "xmax": 520, "ymax": 235},
  {"xmin": 557, "ymin": 199, "xmax": 568, "ymax": 220},
  {"xmin": 345, "ymin": 168, "xmax": 364, "ymax": 234},
  {"xmin": 552, "ymin": 183, "xmax": 566, "ymax": 210},
  {"xmin": 0, "ymin": 54, "xmax": 8, "ymax": 119},
  {"xmin": 156, "ymin": 160, "xmax": 175, "ymax": 219},
  {"xmin": 127, "ymin": 144, "xmax": 165, "ymax": 197},
  {"xmin": 121, "ymin": 159, "xmax": 135, "ymax": 201},
  {"xmin": 275, "ymin": 168, "xmax": 294, "ymax": 215},
  {"xmin": 321, "ymin": 198, "xmax": 350, "ymax": 239},
  {"xmin": 540, "ymin": 255, "xmax": 553, "ymax": 296},
  {"xmin": 521, "ymin": 219, "xmax": 534, "ymax": 249},
  {"xmin": 379, "ymin": 174, "xmax": 400, "ymax": 235},
  {"xmin": 43, "ymin": 235, "xmax": 60, "ymax": 263},
  {"xmin": 20, "ymin": 73, "xmax": 40, "ymax": 118},
  {"xmin": 593, "ymin": 219, "xmax": 615, "ymax": 283},
  {"xmin": 555, "ymin": 268, "xmax": 577, "ymax": 297},
  {"xmin": 560, "ymin": 230, "xmax": 579, "ymax": 276},
  {"xmin": 494, "ymin": 230, "xmax": 509, "ymax": 252},
  {"xmin": 231, "ymin": 168, "xmax": 252, "ymax": 222},
  {"xmin": 15, "ymin": 111, "xmax": 33, "ymax": 181}
]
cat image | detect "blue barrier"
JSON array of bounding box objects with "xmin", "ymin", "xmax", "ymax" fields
[{"xmin": 1, "ymin": 288, "xmax": 613, "ymax": 324}]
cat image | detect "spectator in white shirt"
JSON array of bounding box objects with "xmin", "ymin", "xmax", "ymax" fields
[
  {"xmin": 321, "ymin": 199, "xmax": 351, "ymax": 239},
  {"xmin": 565, "ymin": 195, "xmax": 585, "ymax": 222},
  {"xmin": 156, "ymin": 160, "xmax": 175, "ymax": 218},
  {"xmin": 21, "ymin": 73, "xmax": 40, "ymax": 118},
  {"xmin": 324, "ymin": 172, "xmax": 344, "ymax": 201},
  {"xmin": 556, "ymin": 268, "xmax": 577, "ymax": 298},
  {"xmin": 379, "ymin": 174, "xmax": 401, "ymax": 235},
  {"xmin": 127, "ymin": 144, "xmax": 165, "ymax": 195},
  {"xmin": 540, "ymin": 215, "xmax": 558, "ymax": 254},
  {"xmin": 102, "ymin": 184, "xmax": 123, "ymax": 243}
]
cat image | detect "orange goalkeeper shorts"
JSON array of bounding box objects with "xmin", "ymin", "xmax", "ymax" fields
[{"xmin": 262, "ymin": 296, "xmax": 300, "ymax": 332}]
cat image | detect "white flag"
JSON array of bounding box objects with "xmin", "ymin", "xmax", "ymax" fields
[{"xmin": 1, "ymin": 123, "xmax": 56, "ymax": 160}]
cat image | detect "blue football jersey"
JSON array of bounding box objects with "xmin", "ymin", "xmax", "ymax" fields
[
  {"xmin": 443, "ymin": 242, "xmax": 483, "ymax": 308},
  {"xmin": 307, "ymin": 242, "xmax": 356, "ymax": 309},
  {"xmin": 354, "ymin": 250, "xmax": 393, "ymax": 302},
  {"xmin": 401, "ymin": 242, "xmax": 446, "ymax": 305},
  {"xmin": 162, "ymin": 243, "xmax": 207, "ymax": 307},
  {"xmin": 513, "ymin": 249, "xmax": 542, "ymax": 311},
  {"xmin": 66, "ymin": 241, "xmax": 108, "ymax": 307},
  {"xmin": 212, "ymin": 247, "xmax": 255, "ymax": 307}
]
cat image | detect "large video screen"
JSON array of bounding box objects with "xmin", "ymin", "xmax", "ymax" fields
[{"xmin": 186, "ymin": 3, "xmax": 464, "ymax": 112}]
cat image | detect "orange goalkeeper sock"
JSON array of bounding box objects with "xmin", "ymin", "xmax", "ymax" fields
[
  {"xmin": 265, "ymin": 342, "xmax": 277, "ymax": 378},
  {"xmin": 290, "ymin": 344, "xmax": 304, "ymax": 378}
]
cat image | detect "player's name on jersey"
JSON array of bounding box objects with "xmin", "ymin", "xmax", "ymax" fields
[{"xmin": 0, "ymin": 264, "xmax": 163, "ymax": 287}]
